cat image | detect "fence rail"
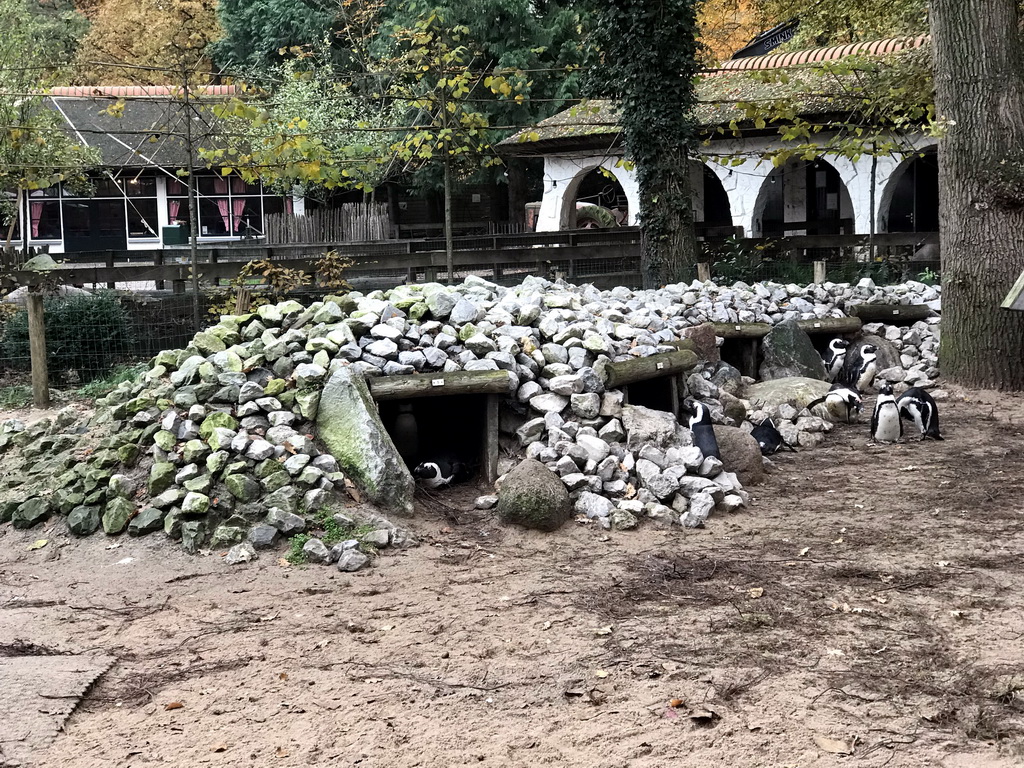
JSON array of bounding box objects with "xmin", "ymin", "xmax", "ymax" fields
[{"xmin": 1, "ymin": 230, "xmax": 940, "ymax": 293}]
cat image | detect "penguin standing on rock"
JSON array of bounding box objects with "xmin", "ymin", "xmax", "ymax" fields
[
  {"xmin": 806, "ymin": 382, "xmax": 863, "ymax": 424},
  {"xmin": 750, "ymin": 418, "xmax": 796, "ymax": 456},
  {"xmin": 681, "ymin": 398, "xmax": 721, "ymax": 460},
  {"xmin": 823, "ymin": 338, "xmax": 850, "ymax": 382},
  {"xmin": 870, "ymin": 384, "xmax": 903, "ymax": 443},
  {"xmin": 840, "ymin": 343, "xmax": 878, "ymax": 392},
  {"xmin": 897, "ymin": 386, "xmax": 944, "ymax": 440}
]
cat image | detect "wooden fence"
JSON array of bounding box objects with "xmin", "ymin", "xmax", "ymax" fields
[
  {"xmin": 264, "ymin": 203, "xmax": 392, "ymax": 244},
  {"xmin": 1, "ymin": 229, "xmax": 940, "ymax": 294}
]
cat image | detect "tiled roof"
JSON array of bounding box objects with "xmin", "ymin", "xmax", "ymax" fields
[
  {"xmin": 48, "ymin": 85, "xmax": 237, "ymax": 98},
  {"xmin": 718, "ymin": 35, "xmax": 929, "ymax": 71},
  {"xmin": 500, "ymin": 36, "xmax": 930, "ymax": 154}
]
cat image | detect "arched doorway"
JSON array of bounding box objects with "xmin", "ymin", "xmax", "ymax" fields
[
  {"xmin": 696, "ymin": 164, "xmax": 733, "ymax": 236},
  {"xmin": 881, "ymin": 150, "xmax": 939, "ymax": 233},
  {"xmin": 568, "ymin": 167, "xmax": 628, "ymax": 229},
  {"xmin": 753, "ymin": 158, "xmax": 854, "ymax": 237}
]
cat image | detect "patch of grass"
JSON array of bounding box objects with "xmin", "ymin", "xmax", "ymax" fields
[
  {"xmin": 76, "ymin": 363, "xmax": 148, "ymax": 399},
  {"xmin": 285, "ymin": 533, "xmax": 312, "ymax": 565},
  {"xmin": 0, "ymin": 385, "xmax": 32, "ymax": 409}
]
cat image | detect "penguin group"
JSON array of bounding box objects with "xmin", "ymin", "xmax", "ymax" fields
[{"xmin": 809, "ymin": 337, "xmax": 943, "ymax": 445}]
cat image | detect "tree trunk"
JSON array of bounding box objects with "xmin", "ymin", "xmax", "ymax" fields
[
  {"xmin": 443, "ymin": 150, "xmax": 454, "ymax": 282},
  {"xmin": 932, "ymin": 0, "xmax": 1024, "ymax": 389},
  {"xmin": 640, "ymin": 147, "xmax": 698, "ymax": 287}
]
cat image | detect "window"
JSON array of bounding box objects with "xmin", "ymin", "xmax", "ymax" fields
[{"xmin": 28, "ymin": 198, "xmax": 61, "ymax": 241}]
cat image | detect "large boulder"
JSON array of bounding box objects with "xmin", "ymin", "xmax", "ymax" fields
[
  {"xmin": 621, "ymin": 405, "xmax": 680, "ymax": 451},
  {"xmin": 317, "ymin": 368, "xmax": 415, "ymax": 515},
  {"xmin": 681, "ymin": 323, "xmax": 720, "ymax": 364},
  {"xmin": 713, "ymin": 425, "xmax": 765, "ymax": 486},
  {"xmin": 758, "ymin": 319, "xmax": 827, "ymax": 381},
  {"xmin": 743, "ymin": 377, "xmax": 831, "ymax": 411},
  {"xmin": 851, "ymin": 333, "xmax": 901, "ymax": 372},
  {"xmin": 496, "ymin": 459, "xmax": 572, "ymax": 532}
]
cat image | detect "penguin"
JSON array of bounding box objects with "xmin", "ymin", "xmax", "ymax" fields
[
  {"xmin": 870, "ymin": 384, "xmax": 903, "ymax": 443},
  {"xmin": 840, "ymin": 343, "xmax": 878, "ymax": 392},
  {"xmin": 823, "ymin": 338, "xmax": 849, "ymax": 382},
  {"xmin": 681, "ymin": 398, "xmax": 721, "ymax": 460},
  {"xmin": 897, "ymin": 386, "xmax": 944, "ymax": 440},
  {"xmin": 806, "ymin": 381, "xmax": 863, "ymax": 424},
  {"xmin": 412, "ymin": 453, "xmax": 473, "ymax": 489},
  {"xmin": 750, "ymin": 418, "xmax": 796, "ymax": 456}
]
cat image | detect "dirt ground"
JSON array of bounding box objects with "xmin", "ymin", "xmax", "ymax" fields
[{"xmin": 3, "ymin": 387, "xmax": 1024, "ymax": 768}]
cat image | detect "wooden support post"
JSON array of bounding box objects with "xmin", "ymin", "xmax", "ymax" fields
[
  {"xmin": 669, "ymin": 375, "xmax": 680, "ymax": 419},
  {"xmin": 483, "ymin": 394, "xmax": 499, "ymax": 486},
  {"xmin": 154, "ymin": 250, "xmax": 165, "ymax": 290},
  {"xmin": 697, "ymin": 262, "xmax": 712, "ymax": 283},
  {"xmin": 105, "ymin": 251, "xmax": 115, "ymax": 289},
  {"xmin": 813, "ymin": 260, "xmax": 827, "ymax": 284},
  {"xmin": 26, "ymin": 292, "xmax": 49, "ymax": 408},
  {"xmin": 741, "ymin": 339, "xmax": 759, "ymax": 378}
]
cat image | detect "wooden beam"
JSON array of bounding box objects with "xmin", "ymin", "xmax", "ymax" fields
[
  {"xmin": 367, "ymin": 370, "xmax": 511, "ymax": 401},
  {"xmin": 483, "ymin": 394, "xmax": 499, "ymax": 486},
  {"xmin": 601, "ymin": 349, "xmax": 699, "ymax": 388},
  {"xmin": 26, "ymin": 292, "xmax": 49, "ymax": 408},
  {"xmin": 712, "ymin": 316, "xmax": 862, "ymax": 339},
  {"xmin": 846, "ymin": 304, "xmax": 933, "ymax": 323}
]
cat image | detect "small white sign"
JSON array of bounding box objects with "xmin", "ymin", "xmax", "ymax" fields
[
  {"xmin": 431, "ymin": 378, "xmax": 445, "ymax": 387},
  {"xmin": 735, "ymin": 325, "xmax": 741, "ymax": 331},
  {"xmin": 893, "ymin": 309, "xmax": 900, "ymax": 315},
  {"xmin": 814, "ymin": 322, "xmax": 821, "ymax": 328},
  {"xmin": 656, "ymin": 362, "xmax": 665, "ymax": 370}
]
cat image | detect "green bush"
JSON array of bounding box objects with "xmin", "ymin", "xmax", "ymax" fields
[{"xmin": 1, "ymin": 291, "xmax": 136, "ymax": 384}]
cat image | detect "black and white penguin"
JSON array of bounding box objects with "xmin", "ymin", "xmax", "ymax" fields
[
  {"xmin": 806, "ymin": 381, "xmax": 863, "ymax": 424},
  {"xmin": 412, "ymin": 454, "xmax": 472, "ymax": 489},
  {"xmin": 823, "ymin": 338, "xmax": 850, "ymax": 382},
  {"xmin": 681, "ymin": 398, "xmax": 721, "ymax": 460},
  {"xmin": 870, "ymin": 384, "xmax": 903, "ymax": 443},
  {"xmin": 840, "ymin": 343, "xmax": 878, "ymax": 392},
  {"xmin": 750, "ymin": 418, "xmax": 795, "ymax": 456},
  {"xmin": 897, "ymin": 386, "xmax": 944, "ymax": 440}
]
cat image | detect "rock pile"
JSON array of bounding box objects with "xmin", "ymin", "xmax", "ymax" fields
[{"xmin": 0, "ymin": 275, "xmax": 942, "ymax": 556}]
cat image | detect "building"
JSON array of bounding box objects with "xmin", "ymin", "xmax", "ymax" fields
[{"xmin": 499, "ymin": 36, "xmax": 938, "ymax": 247}]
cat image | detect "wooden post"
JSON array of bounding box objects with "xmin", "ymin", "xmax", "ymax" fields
[
  {"xmin": 154, "ymin": 250, "xmax": 165, "ymax": 290},
  {"xmin": 697, "ymin": 262, "xmax": 712, "ymax": 282},
  {"xmin": 483, "ymin": 394, "xmax": 499, "ymax": 486},
  {"xmin": 26, "ymin": 292, "xmax": 49, "ymax": 408},
  {"xmin": 813, "ymin": 260, "xmax": 827, "ymax": 284},
  {"xmin": 669, "ymin": 376, "xmax": 680, "ymax": 419},
  {"xmin": 105, "ymin": 251, "xmax": 115, "ymax": 290}
]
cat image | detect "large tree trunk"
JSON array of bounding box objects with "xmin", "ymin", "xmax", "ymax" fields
[
  {"xmin": 932, "ymin": 0, "xmax": 1024, "ymax": 389},
  {"xmin": 640, "ymin": 147, "xmax": 698, "ymax": 288}
]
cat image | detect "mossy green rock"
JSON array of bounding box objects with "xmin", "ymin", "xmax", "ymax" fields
[
  {"xmin": 12, "ymin": 497, "xmax": 51, "ymax": 529},
  {"xmin": 67, "ymin": 505, "xmax": 101, "ymax": 536},
  {"xmin": 117, "ymin": 443, "xmax": 141, "ymax": 466},
  {"xmin": 128, "ymin": 506, "xmax": 165, "ymax": 536},
  {"xmin": 102, "ymin": 497, "xmax": 136, "ymax": 534},
  {"xmin": 193, "ymin": 331, "xmax": 227, "ymax": 355},
  {"xmin": 317, "ymin": 368, "xmax": 414, "ymax": 515},
  {"xmin": 496, "ymin": 459, "xmax": 572, "ymax": 532},
  {"xmin": 199, "ymin": 411, "xmax": 238, "ymax": 439},
  {"xmin": 148, "ymin": 462, "xmax": 176, "ymax": 495},
  {"xmin": 226, "ymin": 474, "xmax": 260, "ymax": 501},
  {"xmin": 210, "ymin": 525, "xmax": 246, "ymax": 548},
  {"xmin": 261, "ymin": 470, "xmax": 291, "ymax": 493},
  {"xmin": 264, "ymin": 378, "xmax": 286, "ymax": 396},
  {"xmin": 154, "ymin": 430, "xmax": 177, "ymax": 451},
  {"xmin": 180, "ymin": 520, "xmax": 207, "ymax": 553},
  {"xmin": 206, "ymin": 451, "xmax": 230, "ymax": 474},
  {"xmin": 182, "ymin": 439, "xmax": 208, "ymax": 464}
]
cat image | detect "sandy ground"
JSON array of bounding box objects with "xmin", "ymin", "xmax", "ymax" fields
[{"xmin": 3, "ymin": 387, "xmax": 1024, "ymax": 768}]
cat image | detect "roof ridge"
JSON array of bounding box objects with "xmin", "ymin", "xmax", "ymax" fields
[
  {"xmin": 716, "ymin": 34, "xmax": 929, "ymax": 72},
  {"xmin": 48, "ymin": 85, "xmax": 238, "ymax": 98}
]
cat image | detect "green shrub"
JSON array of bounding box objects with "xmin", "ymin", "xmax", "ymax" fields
[{"xmin": 1, "ymin": 291, "xmax": 136, "ymax": 384}]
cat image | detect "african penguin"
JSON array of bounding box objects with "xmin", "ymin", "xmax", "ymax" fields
[
  {"xmin": 823, "ymin": 338, "xmax": 849, "ymax": 382},
  {"xmin": 897, "ymin": 386, "xmax": 944, "ymax": 440},
  {"xmin": 806, "ymin": 381, "xmax": 863, "ymax": 424},
  {"xmin": 681, "ymin": 398, "xmax": 721, "ymax": 460},
  {"xmin": 750, "ymin": 418, "xmax": 795, "ymax": 456},
  {"xmin": 840, "ymin": 343, "xmax": 878, "ymax": 392},
  {"xmin": 870, "ymin": 384, "xmax": 903, "ymax": 443},
  {"xmin": 412, "ymin": 454, "xmax": 472, "ymax": 489}
]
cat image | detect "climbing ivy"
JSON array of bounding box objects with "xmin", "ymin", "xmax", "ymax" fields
[{"xmin": 590, "ymin": 0, "xmax": 704, "ymax": 288}]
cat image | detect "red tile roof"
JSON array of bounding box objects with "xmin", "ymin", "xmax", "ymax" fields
[
  {"xmin": 717, "ymin": 35, "xmax": 929, "ymax": 72},
  {"xmin": 47, "ymin": 85, "xmax": 238, "ymax": 98}
]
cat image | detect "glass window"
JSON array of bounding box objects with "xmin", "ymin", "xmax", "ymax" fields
[
  {"xmin": 127, "ymin": 198, "xmax": 159, "ymax": 238},
  {"xmin": 61, "ymin": 200, "xmax": 89, "ymax": 239},
  {"xmin": 167, "ymin": 197, "xmax": 188, "ymax": 225},
  {"xmin": 124, "ymin": 176, "xmax": 157, "ymax": 197},
  {"xmin": 199, "ymin": 197, "xmax": 229, "ymax": 236},
  {"xmin": 29, "ymin": 200, "xmax": 61, "ymax": 240}
]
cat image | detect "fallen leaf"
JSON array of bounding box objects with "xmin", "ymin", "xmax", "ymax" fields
[
  {"xmin": 950, "ymin": 610, "xmax": 965, "ymax": 619},
  {"xmin": 826, "ymin": 648, "xmax": 845, "ymax": 656},
  {"xmin": 279, "ymin": 672, "xmax": 288, "ymax": 680},
  {"xmin": 541, "ymin": 621, "xmax": 552, "ymax": 630},
  {"xmin": 594, "ymin": 625, "xmax": 614, "ymax": 636},
  {"xmin": 27, "ymin": 539, "xmax": 48, "ymax": 550},
  {"xmin": 872, "ymin": 595, "xmax": 889, "ymax": 604},
  {"xmin": 594, "ymin": 670, "xmax": 609, "ymax": 679},
  {"xmin": 669, "ymin": 698, "xmax": 685, "ymax": 708},
  {"xmin": 799, "ymin": 547, "xmax": 810, "ymax": 557},
  {"xmin": 211, "ymin": 743, "xmax": 228, "ymax": 753},
  {"xmin": 276, "ymin": 747, "xmax": 290, "ymax": 758},
  {"xmin": 277, "ymin": 558, "xmax": 291, "ymax": 567},
  {"xmin": 344, "ymin": 478, "xmax": 362, "ymax": 503},
  {"xmin": 748, "ymin": 587, "xmax": 764, "ymax": 599},
  {"xmin": 831, "ymin": 537, "xmax": 844, "ymax": 545},
  {"xmin": 164, "ymin": 702, "xmax": 184, "ymax": 711},
  {"xmin": 813, "ymin": 735, "xmax": 853, "ymax": 755},
  {"xmin": 689, "ymin": 707, "xmax": 720, "ymax": 725}
]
